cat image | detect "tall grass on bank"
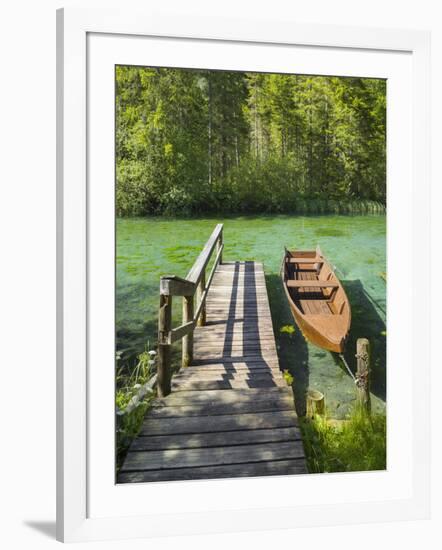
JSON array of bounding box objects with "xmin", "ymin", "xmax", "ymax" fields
[
  {"xmin": 300, "ymin": 406, "xmax": 386, "ymax": 473},
  {"xmin": 116, "ymin": 349, "xmax": 157, "ymax": 471}
]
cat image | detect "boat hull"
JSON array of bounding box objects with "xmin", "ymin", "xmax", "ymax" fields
[
  {"xmin": 281, "ymin": 248, "xmax": 351, "ymax": 353},
  {"xmin": 287, "ymin": 300, "xmax": 346, "ymax": 353}
]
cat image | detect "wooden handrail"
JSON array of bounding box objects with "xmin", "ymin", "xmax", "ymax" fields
[
  {"xmin": 160, "ymin": 275, "xmax": 195, "ymax": 297},
  {"xmin": 186, "ymin": 223, "xmax": 223, "ymax": 285},
  {"xmin": 157, "ymin": 224, "xmax": 224, "ymax": 396},
  {"xmin": 193, "ymin": 243, "xmax": 223, "ymax": 324}
]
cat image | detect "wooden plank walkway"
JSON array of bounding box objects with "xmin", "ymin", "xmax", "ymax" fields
[{"xmin": 118, "ymin": 261, "xmax": 307, "ymax": 483}]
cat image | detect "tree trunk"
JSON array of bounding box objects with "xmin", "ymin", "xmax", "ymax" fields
[
  {"xmin": 208, "ymin": 72, "xmax": 213, "ymax": 185},
  {"xmin": 254, "ymin": 80, "xmax": 259, "ymax": 159},
  {"xmin": 309, "ymin": 82, "xmax": 313, "ymax": 194}
]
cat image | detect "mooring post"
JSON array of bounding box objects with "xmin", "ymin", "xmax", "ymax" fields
[
  {"xmin": 157, "ymin": 292, "xmax": 172, "ymax": 397},
  {"xmin": 356, "ymin": 338, "xmax": 371, "ymax": 413},
  {"xmin": 197, "ymin": 269, "xmax": 206, "ymax": 327},
  {"xmin": 182, "ymin": 294, "xmax": 194, "ymax": 367},
  {"xmin": 306, "ymin": 389, "xmax": 325, "ymax": 418}
]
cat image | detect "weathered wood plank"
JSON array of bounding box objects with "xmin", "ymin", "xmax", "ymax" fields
[
  {"xmin": 194, "ymin": 333, "xmax": 276, "ymax": 341},
  {"xmin": 131, "ymin": 426, "xmax": 301, "ymax": 451},
  {"xmin": 192, "ymin": 354, "xmax": 279, "ymax": 362},
  {"xmin": 206, "ymin": 297, "xmax": 269, "ymax": 302},
  {"xmin": 194, "ymin": 328, "xmax": 276, "ymax": 337},
  {"xmin": 196, "ymin": 327, "xmax": 275, "ymax": 335},
  {"xmin": 172, "ymin": 378, "xmax": 287, "ymax": 391},
  {"xmin": 153, "ymin": 386, "xmax": 290, "ymax": 406},
  {"xmin": 148, "ymin": 396, "xmax": 295, "ymax": 418},
  {"xmin": 191, "ymin": 344, "xmax": 278, "ymax": 353},
  {"xmin": 196, "ymin": 342, "xmax": 276, "ymax": 354},
  {"xmin": 209, "ymin": 286, "xmax": 268, "ymax": 291},
  {"xmin": 205, "ymin": 307, "xmax": 272, "ymax": 313},
  {"xmin": 194, "ymin": 338, "xmax": 276, "ymax": 355},
  {"xmin": 174, "ymin": 365, "xmax": 282, "ymax": 376},
  {"xmin": 118, "ymin": 458, "xmax": 307, "ymax": 483},
  {"xmin": 140, "ymin": 410, "xmax": 299, "ymax": 436},
  {"xmin": 204, "ymin": 304, "xmax": 272, "ymax": 310},
  {"xmin": 193, "ymin": 338, "xmax": 277, "ymax": 346},
  {"xmin": 172, "ymin": 372, "xmax": 285, "ymax": 384},
  {"xmin": 179, "ymin": 366, "xmax": 281, "ymax": 376},
  {"xmin": 184, "ymin": 359, "xmax": 280, "ymax": 368},
  {"xmin": 190, "ymin": 357, "xmax": 280, "ymax": 366},
  {"xmin": 121, "ymin": 441, "xmax": 305, "ymax": 471},
  {"xmin": 194, "ymin": 333, "xmax": 277, "ymax": 340}
]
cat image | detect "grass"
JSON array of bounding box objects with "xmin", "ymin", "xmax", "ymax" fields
[
  {"xmin": 115, "ymin": 347, "xmax": 157, "ymax": 471},
  {"xmin": 300, "ymin": 406, "xmax": 386, "ymax": 473}
]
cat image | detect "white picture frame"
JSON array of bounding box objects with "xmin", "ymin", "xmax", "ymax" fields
[{"xmin": 56, "ymin": 6, "xmax": 431, "ymax": 543}]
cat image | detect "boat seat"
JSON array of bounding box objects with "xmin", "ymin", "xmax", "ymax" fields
[
  {"xmin": 287, "ymin": 280, "xmax": 338, "ymax": 288},
  {"xmin": 288, "ymin": 257, "xmax": 323, "ymax": 264}
]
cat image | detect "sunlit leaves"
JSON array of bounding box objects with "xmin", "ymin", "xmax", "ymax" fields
[{"xmin": 115, "ymin": 67, "xmax": 386, "ymax": 216}]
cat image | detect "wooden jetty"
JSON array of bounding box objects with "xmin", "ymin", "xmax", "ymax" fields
[{"xmin": 118, "ymin": 225, "xmax": 307, "ymax": 483}]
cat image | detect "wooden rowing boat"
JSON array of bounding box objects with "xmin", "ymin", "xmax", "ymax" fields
[{"xmin": 281, "ymin": 246, "xmax": 351, "ymax": 353}]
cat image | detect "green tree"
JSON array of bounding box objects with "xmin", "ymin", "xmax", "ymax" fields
[{"xmin": 115, "ymin": 66, "xmax": 386, "ymax": 216}]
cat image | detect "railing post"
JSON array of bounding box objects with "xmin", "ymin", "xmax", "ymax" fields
[
  {"xmin": 182, "ymin": 295, "xmax": 194, "ymax": 367},
  {"xmin": 158, "ymin": 292, "xmax": 172, "ymax": 397},
  {"xmin": 217, "ymin": 227, "xmax": 223, "ymax": 265},
  {"xmin": 197, "ymin": 269, "xmax": 206, "ymax": 327}
]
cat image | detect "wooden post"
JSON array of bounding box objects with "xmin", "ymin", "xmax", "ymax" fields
[
  {"xmin": 356, "ymin": 338, "xmax": 371, "ymax": 413},
  {"xmin": 182, "ymin": 295, "xmax": 194, "ymax": 367},
  {"xmin": 197, "ymin": 269, "xmax": 206, "ymax": 327},
  {"xmin": 306, "ymin": 389, "xmax": 325, "ymax": 418},
  {"xmin": 217, "ymin": 228, "xmax": 223, "ymax": 265},
  {"xmin": 157, "ymin": 293, "xmax": 172, "ymax": 397}
]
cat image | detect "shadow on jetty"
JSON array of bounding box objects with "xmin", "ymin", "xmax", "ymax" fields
[{"xmin": 266, "ymin": 273, "xmax": 309, "ymax": 416}]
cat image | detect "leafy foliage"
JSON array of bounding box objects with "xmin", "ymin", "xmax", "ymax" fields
[
  {"xmin": 116, "ymin": 67, "xmax": 386, "ymax": 216},
  {"xmin": 115, "ymin": 348, "xmax": 157, "ymax": 470}
]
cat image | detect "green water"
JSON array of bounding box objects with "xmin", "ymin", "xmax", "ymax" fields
[{"xmin": 116, "ymin": 215, "xmax": 386, "ymax": 418}]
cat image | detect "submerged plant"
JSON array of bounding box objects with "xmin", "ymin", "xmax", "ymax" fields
[
  {"xmin": 282, "ymin": 369, "xmax": 294, "ymax": 386},
  {"xmin": 280, "ymin": 324, "xmax": 296, "ymax": 335}
]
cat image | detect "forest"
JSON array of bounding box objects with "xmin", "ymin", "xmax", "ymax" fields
[{"xmin": 116, "ymin": 66, "xmax": 386, "ymax": 216}]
